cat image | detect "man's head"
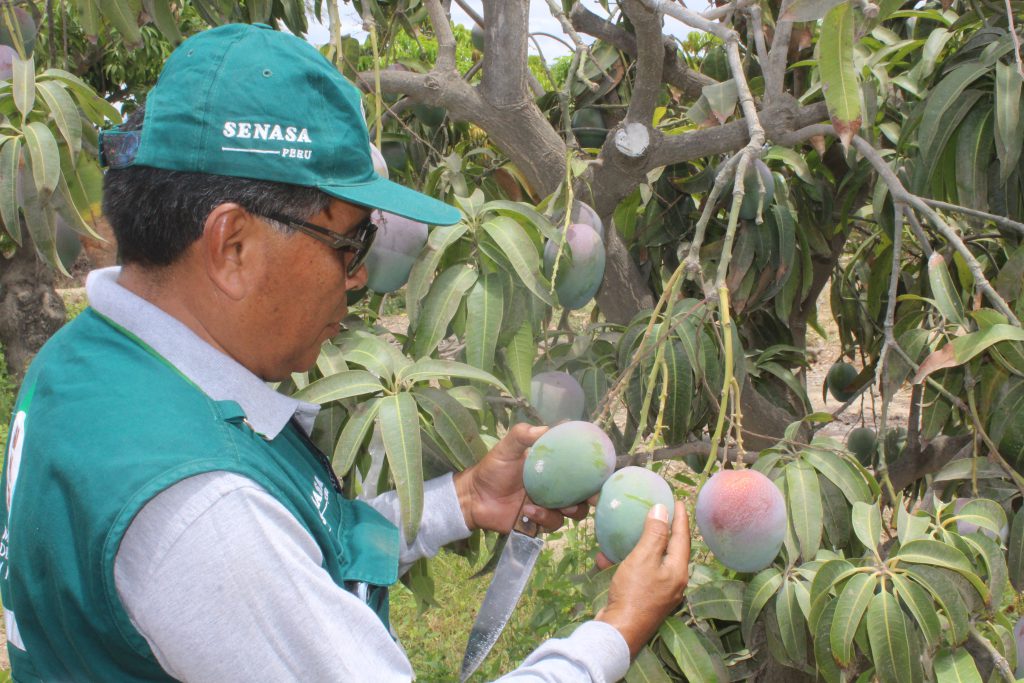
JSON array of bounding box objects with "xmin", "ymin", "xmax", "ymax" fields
[{"xmin": 100, "ymin": 24, "xmax": 459, "ymax": 379}]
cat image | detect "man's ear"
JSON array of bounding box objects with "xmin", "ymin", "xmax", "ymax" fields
[{"xmin": 201, "ymin": 203, "xmax": 263, "ymax": 301}]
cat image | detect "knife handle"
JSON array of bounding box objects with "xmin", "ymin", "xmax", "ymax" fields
[{"xmin": 513, "ymin": 512, "xmax": 539, "ymax": 537}]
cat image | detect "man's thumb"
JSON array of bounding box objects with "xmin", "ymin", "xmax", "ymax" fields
[{"xmin": 631, "ymin": 503, "xmax": 671, "ymax": 560}]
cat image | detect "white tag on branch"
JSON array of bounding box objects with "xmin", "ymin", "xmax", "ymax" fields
[{"xmin": 613, "ymin": 122, "xmax": 649, "ymax": 158}]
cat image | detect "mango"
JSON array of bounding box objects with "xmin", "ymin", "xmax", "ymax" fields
[
  {"xmin": 595, "ymin": 466, "xmax": 675, "ymax": 563},
  {"xmin": 571, "ymin": 107, "xmax": 608, "ymax": 149},
  {"xmin": 846, "ymin": 427, "xmax": 877, "ymax": 466},
  {"xmin": 523, "ymin": 421, "xmax": 616, "ymax": 509},
  {"xmin": 826, "ymin": 362, "xmax": 858, "ymax": 402},
  {"xmin": 573, "ymin": 201, "xmax": 604, "ymax": 241},
  {"xmin": 542, "ymin": 223, "xmax": 606, "ymax": 310},
  {"xmin": 530, "ymin": 371, "xmax": 585, "ymax": 426},
  {"xmin": 364, "ymin": 211, "xmax": 428, "ymax": 293},
  {"xmin": 0, "ymin": 45, "xmax": 15, "ymax": 81},
  {"xmin": 696, "ymin": 469, "xmax": 786, "ymax": 573}
]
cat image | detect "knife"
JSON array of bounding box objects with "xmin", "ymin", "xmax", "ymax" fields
[{"xmin": 459, "ymin": 509, "xmax": 542, "ymax": 682}]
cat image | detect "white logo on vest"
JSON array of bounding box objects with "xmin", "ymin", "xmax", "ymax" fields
[{"xmin": 311, "ymin": 477, "xmax": 330, "ymax": 529}]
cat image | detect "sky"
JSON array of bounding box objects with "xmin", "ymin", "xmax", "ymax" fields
[{"xmin": 305, "ymin": 1, "xmax": 699, "ymax": 61}]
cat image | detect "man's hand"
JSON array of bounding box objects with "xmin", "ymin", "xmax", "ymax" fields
[
  {"xmin": 596, "ymin": 501, "xmax": 690, "ymax": 657},
  {"xmin": 452, "ymin": 423, "xmax": 589, "ymax": 533}
]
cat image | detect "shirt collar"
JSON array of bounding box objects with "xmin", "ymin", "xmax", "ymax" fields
[{"xmin": 85, "ymin": 266, "xmax": 319, "ymax": 438}]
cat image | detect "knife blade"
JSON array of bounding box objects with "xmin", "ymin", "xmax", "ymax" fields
[{"xmin": 459, "ymin": 513, "xmax": 542, "ymax": 682}]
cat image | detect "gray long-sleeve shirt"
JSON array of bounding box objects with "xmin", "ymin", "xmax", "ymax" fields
[{"xmin": 87, "ymin": 268, "xmax": 630, "ymax": 682}]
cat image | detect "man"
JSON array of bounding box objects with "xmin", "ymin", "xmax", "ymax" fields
[{"xmin": 0, "ymin": 23, "xmax": 689, "ymax": 681}]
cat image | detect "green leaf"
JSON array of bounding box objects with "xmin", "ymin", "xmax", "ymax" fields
[
  {"xmin": 959, "ymin": 532, "xmax": 1007, "ymax": 607},
  {"xmin": 18, "ymin": 160, "xmax": 62, "ymax": 273},
  {"xmin": 36, "ymin": 81, "xmax": 82, "ymax": 157},
  {"xmin": 819, "ymin": 3, "xmax": 861, "ymax": 146},
  {"xmin": 503, "ymin": 321, "xmax": 534, "ymax": 397},
  {"xmin": 378, "ymin": 393, "xmax": 423, "ymax": 540},
  {"xmin": 0, "ymin": 137, "xmax": 22, "ymax": 244},
  {"xmin": 689, "ymin": 579, "xmax": 744, "ymax": 622},
  {"xmin": 994, "ymin": 61, "xmax": 1024, "ymax": 184},
  {"xmin": 955, "ymin": 107, "xmax": 993, "ymax": 211},
  {"xmin": 54, "ymin": 173, "xmax": 100, "ymax": 240},
  {"xmin": 775, "ymin": 578, "xmax": 808, "ymax": 665},
  {"xmin": 830, "ymin": 572, "xmax": 876, "ymax": 667},
  {"xmin": 933, "ymin": 648, "xmax": 983, "ymax": 683},
  {"xmin": 657, "ymin": 618, "xmax": 721, "ymax": 683},
  {"xmin": 292, "ymin": 369, "xmax": 384, "ymax": 404},
  {"xmin": 917, "ymin": 61, "xmax": 989, "ymax": 172},
  {"xmin": 852, "ymin": 500, "xmax": 881, "ymax": 551},
  {"xmin": 23, "ymin": 121, "xmax": 60, "ymax": 200},
  {"xmin": 866, "ymin": 591, "xmax": 921, "ymax": 683},
  {"xmin": 914, "ymin": 324, "xmax": 1024, "ymax": 384},
  {"xmin": 464, "ymin": 272, "xmax": 503, "ymax": 374},
  {"xmin": 813, "ymin": 600, "xmax": 842, "ymax": 683},
  {"xmin": 142, "ymin": 0, "xmax": 183, "ymax": 43},
  {"xmin": 333, "ymin": 397, "xmax": 380, "ymax": 475},
  {"xmin": 479, "ymin": 215, "xmax": 554, "ymax": 306},
  {"xmin": 785, "ymin": 460, "xmax": 822, "ymax": 561},
  {"xmin": 905, "ymin": 566, "xmax": 969, "ymax": 645},
  {"xmin": 397, "ymin": 358, "xmax": 508, "ymax": 393},
  {"xmin": 742, "ymin": 567, "xmax": 783, "ymax": 642},
  {"xmin": 1008, "ymin": 504, "xmax": 1024, "ymax": 591},
  {"xmin": 895, "ymin": 539, "xmax": 990, "ymax": 603},
  {"xmin": 338, "ymin": 332, "xmax": 406, "ymax": 382},
  {"xmin": 820, "ymin": 474, "xmax": 852, "ymax": 550},
  {"xmin": 950, "ymin": 498, "xmax": 1008, "ymax": 541},
  {"xmin": 481, "ymin": 199, "xmax": 559, "ymax": 242},
  {"xmin": 97, "ymin": 0, "xmax": 144, "ymax": 46},
  {"xmin": 927, "ymin": 252, "xmax": 966, "ymax": 327},
  {"xmin": 12, "ymin": 54, "xmax": 35, "ymax": 119},
  {"xmin": 405, "ymin": 223, "xmax": 467, "ymax": 329},
  {"xmin": 801, "ymin": 447, "xmax": 872, "ymax": 505},
  {"xmin": 410, "ymin": 263, "xmax": 478, "ymax": 358},
  {"xmin": 315, "ymin": 341, "xmax": 348, "ymax": 377},
  {"xmin": 889, "ymin": 573, "xmax": 941, "ymax": 649},
  {"xmin": 412, "ymin": 386, "xmax": 486, "ymax": 471},
  {"xmin": 625, "ymin": 646, "xmax": 673, "ymax": 683},
  {"xmin": 808, "ymin": 559, "xmax": 854, "ymax": 632}
]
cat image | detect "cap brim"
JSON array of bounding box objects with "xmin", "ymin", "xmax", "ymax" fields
[{"xmin": 320, "ymin": 176, "xmax": 462, "ymax": 226}]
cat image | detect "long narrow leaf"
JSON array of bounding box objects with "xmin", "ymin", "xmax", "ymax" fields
[
  {"xmin": 829, "ymin": 572, "xmax": 876, "ymax": 666},
  {"xmin": 819, "ymin": 3, "xmax": 861, "ymax": 146},
  {"xmin": 410, "ymin": 264, "xmax": 478, "ymax": 359},
  {"xmin": 0, "ymin": 138, "xmax": 22, "ymax": 244},
  {"xmin": 405, "ymin": 223, "xmax": 467, "ymax": 329},
  {"xmin": 378, "ymin": 393, "xmax": 424, "ymax": 540},
  {"xmin": 292, "ymin": 369, "xmax": 384, "ymax": 404},
  {"xmin": 657, "ymin": 618, "xmax": 721, "ymax": 683},
  {"xmin": 479, "ymin": 215, "xmax": 554, "ymax": 305},
  {"xmin": 742, "ymin": 567, "xmax": 783, "ymax": 642},
  {"xmin": 933, "ymin": 648, "xmax": 983, "ymax": 683},
  {"xmin": 866, "ymin": 591, "xmax": 921, "ymax": 683},
  {"xmin": 464, "ymin": 272, "xmax": 503, "ymax": 374},
  {"xmin": 97, "ymin": 0, "xmax": 144, "ymax": 46},
  {"xmin": 333, "ymin": 397, "xmax": 380, "ymax": 475},
  {"xmin": 12, "ymin": 54, "xmax": 35, "ymax": 119},
  {"xmin": 397, "ymin": 358, "xmax": 508, "ymax": 393},
  {"xmin": 412, "ymin": 386, "xmax": 487, "ymax": 470},
  {"xmin": 23, "ymin": 122, "xmax": 60, "ymax": 200},
  {"xmin": 36, "ymin": 81, "xmax": 82, "ymax": 157},
  {"xmin": 785, "ymin": 460, "xmax": 823, "ymax": 561}
]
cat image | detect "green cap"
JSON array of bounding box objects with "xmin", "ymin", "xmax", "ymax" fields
[{"xmin": 126, "ymin": 23, "xmax": 460, "ymax": 226}]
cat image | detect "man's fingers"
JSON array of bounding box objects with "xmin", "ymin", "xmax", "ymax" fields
[
  {"xmin": 665, "ymin": 501, "xmax": 691, "ymax": 570},
  {"xmin": 489, "ymin": 423, "xmax": 547, "ymax": 463},
  {"xmin": 629, "ymin": 503, "xmax": 672, "ymax": 562}
]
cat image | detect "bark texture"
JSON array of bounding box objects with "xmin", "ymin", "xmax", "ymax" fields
[{"xmin": 0, "ymin": 238, "xmax": 66, "ymax": 382}]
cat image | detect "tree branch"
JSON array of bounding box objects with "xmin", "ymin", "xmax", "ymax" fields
[
  {"xmin": 921, "ymin": 198, "xmax": 1024, "ymax": 237},
  {"xmin": 424, "ymin": 0, "xmax": 457, "ymax": 72},
  {"xmin": 569, "ymin": 2, "xmax": 714, "ymax": 100},
  {"xmin": 764, "ymin": 0, "xmax": 794, "ymax": 104},
  {"xmin": 480, "ymin": 0, "xmax": 532, "ymax": 109},
  {"xmin": 622, "ymin": 0, "xmax": 665, "ymax": 127}
]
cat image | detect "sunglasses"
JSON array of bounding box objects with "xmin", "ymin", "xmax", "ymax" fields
[{"xmin": 259, "ymin": 211, "xmax": 378, "ymax": 277}]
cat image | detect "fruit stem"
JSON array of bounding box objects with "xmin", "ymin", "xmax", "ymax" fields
[{"xmin": 705, "ymin": 286, "xmax": 734, "ymax": 474}]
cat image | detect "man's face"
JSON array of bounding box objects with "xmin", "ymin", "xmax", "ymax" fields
[{"xmin": 250, "ymin": 199, "xmax": 370, "ymax": 380}]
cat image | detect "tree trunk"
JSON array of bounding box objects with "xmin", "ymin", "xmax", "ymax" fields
[{"xmin": 0, "ymin": 239, "xmax": 67, "ymax": 383}]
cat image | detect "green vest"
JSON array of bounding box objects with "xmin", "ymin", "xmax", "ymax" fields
[{"xmin": 0, "ymin": 309, "xmax": 399, "ymax": 681}]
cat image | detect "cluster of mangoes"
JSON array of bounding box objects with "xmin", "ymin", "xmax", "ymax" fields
[{"xmin": 522, "ymin": 421, "xmax": 674, "ymax": 562}]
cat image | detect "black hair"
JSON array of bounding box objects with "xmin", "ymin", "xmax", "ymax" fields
[{"xmin": 102, "ymin": 106, "xmax": 331, "ymax": 267}]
